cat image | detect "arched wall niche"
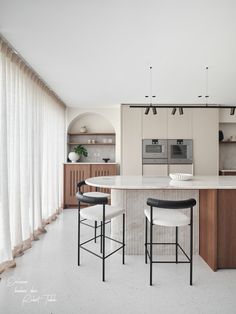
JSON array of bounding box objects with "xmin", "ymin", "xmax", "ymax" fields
[
  {"xmin": 67, "ymin": 112, "xmax": 115, "ymax": 133},
  {"xmin": 67, "ymin": 112, "xmax": 116, "ymax": 163}
]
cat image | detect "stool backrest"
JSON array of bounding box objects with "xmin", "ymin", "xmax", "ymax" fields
[
  {"xmin": 147, "ymin": 198, "xmax": 196, "ymax": 209},
  {"xmin": 76, "ymin": 180, "xmax": 108, "ymax": 205}
]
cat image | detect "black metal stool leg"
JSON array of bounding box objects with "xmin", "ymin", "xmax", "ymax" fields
[
  {"xmin": 94, "ymin": 221, "xmax": 97, "ymax": 243},
  {"xmin": 122, "ymin": 213, "xmax": 125, "ymax": 265},
  {"xmin": 150, "ymin": 206, "xmax": 153, "ymax": 286},
  {"xmin": 145, "ymin": 216, "xmax": 148, "ymax": 264},
  {"xmin": 176, "ymin": 226, "xmax": 178, "ymax": 264},
  {"xmin": 102, "ymin": 205, "xmax": 106, "ymax": 282},
  {"xmin": 78, "ymin": 202, "xmax": 80, "ymax": 266},
  {"xmin": 190, "ymin": 207, "xmax": 193, "ymax": 286},
  {"xmin": 100, "ymin": 221, "xmax": 103, "ymax": 253}
]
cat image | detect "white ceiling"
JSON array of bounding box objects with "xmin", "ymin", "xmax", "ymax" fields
[{"xmin": 1, "ymin": 0, "xmax": 236, "ymax": 107}]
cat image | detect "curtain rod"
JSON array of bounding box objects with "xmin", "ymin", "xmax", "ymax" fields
[{"xmin": 0, "ymin": 34, "xmax": 67, "ymax": 108}]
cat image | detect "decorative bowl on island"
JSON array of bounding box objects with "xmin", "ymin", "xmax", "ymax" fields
[{"xmin": 169, "ymin": 173, "xmax": 193, "ymax": 181}]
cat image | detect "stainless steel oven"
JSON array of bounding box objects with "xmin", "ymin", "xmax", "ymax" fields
[
  {"xmin": 168, "ymin": 139, "xmax": 193, "ymax": 164},
  {"xmin": 142, "ymin": 139, "xmax": 168, "ymax": 164}
]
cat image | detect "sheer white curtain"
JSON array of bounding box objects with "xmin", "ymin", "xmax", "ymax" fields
[{"xmin": 0, "ymin": 40, "xmax": 65, "ymax": 273}]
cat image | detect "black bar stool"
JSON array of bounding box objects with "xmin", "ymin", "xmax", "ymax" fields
[
  {"xmin": 77, "ymin": 181, "xmax": 111, "ymax": 244},
  {"xmin": 77, "ymin": 182, "xmax": 125, "ymax": 281},
  {"xmin": 144, "ymin": 198, "xmax": 196, "ymax": 286}
]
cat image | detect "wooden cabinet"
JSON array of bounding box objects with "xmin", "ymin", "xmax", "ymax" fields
[
  {"xmin": 218, "ymin": 190, "xmax": 236, "ymax": 268},
  {"xmin": 90, "ymin": 164, "xmax": 117, "ymax": 194},
  {"xmin": 63, "ymin": 163, "xmax": 117, "ymax": 207},
  {"xmin": 199, "ymin": 189, "xmax": 236, "ymax": 270}
]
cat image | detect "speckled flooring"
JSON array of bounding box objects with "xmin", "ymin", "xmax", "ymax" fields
[{"xmin": 0, "ymin": 209, "xmax": 236, "ymax": 314}]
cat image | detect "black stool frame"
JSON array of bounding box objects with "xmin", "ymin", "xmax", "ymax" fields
[
  {"xmin": 77, "ymin": 182, "xmax": 125, "ymax": 282},
  {"xmin": 77, "ymin": 182, "xmax": 110, "ymax": 244},
  {"xmin": 144, "ymin": 198, "xmax": 196, "ymax": 286}
]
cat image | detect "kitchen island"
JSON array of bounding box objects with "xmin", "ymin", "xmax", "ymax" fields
[{"xmin": 86, "ymin": 175, "xmax": 236, "ymax": 271}]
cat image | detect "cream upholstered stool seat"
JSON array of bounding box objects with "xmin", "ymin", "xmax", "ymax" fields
[
  {"xmin": 83, "ymin": 191, "xmax": 110, "ymax": 198},
  {"xmin": 144, "ymin": 197, "xmax": 196, "ymax": 286},
  {"xmin": 144, "ymin": 208, "xmax": 190, "ymax": 227},
  {"xmin": 77, "ymin": 181, "xmax": 125, "ymax": 282},
  {"xmin": 77, "ymin": 182, "xmax": 111, "ymax": 243},
  {"xmin": 80, "ymin": 204, "xmax": 124, "ymax": 221}
]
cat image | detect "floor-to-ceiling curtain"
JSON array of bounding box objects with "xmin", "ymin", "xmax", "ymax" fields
[{"xmin": 0, "ymin": 39, "xmax": 65, "ymax": 273}]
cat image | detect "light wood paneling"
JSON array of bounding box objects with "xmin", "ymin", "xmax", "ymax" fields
[
  {"xmin": 218, "ymin": 189, "xmax": 236, "ymax": 268},
  {"xmin": 64, "ymin": 164, "xmax": 117, "ymax": 207},
  {"xmin": 199, "ymin": 189, "xmax": 218, "ymax": 271},
  {"xmin": 64, "ymin": 164, "xmax": 90, "ymax": 207},
  {"xmin": 91, "ymin": 164, "xmax": 117, "ymax": 194}
]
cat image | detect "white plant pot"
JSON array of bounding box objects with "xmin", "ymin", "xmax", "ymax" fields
[{"xmin": 68, "ymin": 152, "xmax": 80, "ymax": 162}]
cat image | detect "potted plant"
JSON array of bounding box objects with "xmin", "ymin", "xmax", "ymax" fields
[{"xmin": 68, "ymin": 145, "xmax": 88, "ymax": 162}]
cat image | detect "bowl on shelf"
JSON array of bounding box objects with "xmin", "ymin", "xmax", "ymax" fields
[
  {"xmin": 102, "ymin": 158, "xmax": 110, "ymax": 163},
  {"xmin": 169, "ymin": 173, "xmax": 193, "ymax": 181}
]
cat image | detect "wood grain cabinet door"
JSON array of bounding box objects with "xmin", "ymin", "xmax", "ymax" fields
[
  {"xmin": 90, "ymin": 164, "xmax": 117, "ymax": 194},
  {"xmin": 218, "ymin": 189, "xmax": 236, "ymax": 268},
  {"xmin": 64, "ymin": 164, "xmax": 90, "ymax": 207}
]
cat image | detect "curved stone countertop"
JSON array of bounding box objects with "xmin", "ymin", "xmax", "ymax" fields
[{"xmin": 86, "ymin": 175, "xmax": 236, "ymax": 190}]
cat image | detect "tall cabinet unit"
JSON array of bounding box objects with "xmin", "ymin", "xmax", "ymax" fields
[
  {"xmin": 121, "ymin": 105, "xmax": 142, "ymax": 175},
  {"xmin": 167, "ymin": 108, "xmax": 192, "ymax": 139},
  {"xmin": 192, "ymin": 109, "xmax": 219, "ymax": 175},
  {"xmin": 121, "ymin": 105, "xmax": 219, "ymax": 176}
]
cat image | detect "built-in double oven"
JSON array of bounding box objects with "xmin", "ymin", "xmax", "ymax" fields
[{"xmin": 142, "ymin": 139, "xmax": 193, "ymax": 164}]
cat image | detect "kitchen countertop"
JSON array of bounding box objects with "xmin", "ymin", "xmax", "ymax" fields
[
  {"xmin": 64, "ymin": 162, "xmax": 117, "ymax": 164},
  {"xmin": 220, "ymin": 169, "xmax": 236, "ymax": 172},
  {"xmin": 86, "ymin": 175, "xmax": 236, "ymax": 190}
]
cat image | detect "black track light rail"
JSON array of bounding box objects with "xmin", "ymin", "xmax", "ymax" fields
[{"xmin": 128, "ymin": 104, "xmax": 236, "ymax": 109}]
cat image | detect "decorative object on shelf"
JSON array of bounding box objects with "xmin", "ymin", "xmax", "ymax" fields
[
  {"xmin": 92, "ymin": 139, "xmax": 96, "ymax": 144},
  {"xmin": 219, "ymin": 130, "xmax": 224, "ymax": 142},
  {"xmin": 79, "ymin": 126, "xmax": 87, "ymax": 133},
  {"xmin": 88, "ymin": 139, "xmax": 92, "ymax": 144},
  {"xmin": 103, "ymin": 138, "xmax": 108, "ymax": 143},
  {"xmin": 68, "ymin": 152, "xmax": 80, "ymax": 163},
  {"xmin": 169, "ymin": 173, "xmax": 193, "ymax": 181},
  {"xmin": 129, "ymin": 66, "xmax": 236, "ymax": 115},
  {"xmin": 102, "ymin": 158, "xmax": 110, "ymax": 163},
  {"xmin": 68, "ymin": 145, "xmax": 88, "ymax": 162}
]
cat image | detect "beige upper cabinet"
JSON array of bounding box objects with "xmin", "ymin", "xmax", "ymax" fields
[
  {"xmin": 192, "ymin": 108, "xmax": 219, "ymax": 175},
  {"xmin": 167, "ymin": 108, "xmax": 192, "ymax": 139},
  {"xmin": 121, "ymin": 105, "xmax": 142, "ymax": 175},
  {"xmin": 142, "ymin": 108, "xmax": 168, "ymax": 138},
  {"xmin": 219, "ymin": 109, "xmax": 236, "ymax": 123}
]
